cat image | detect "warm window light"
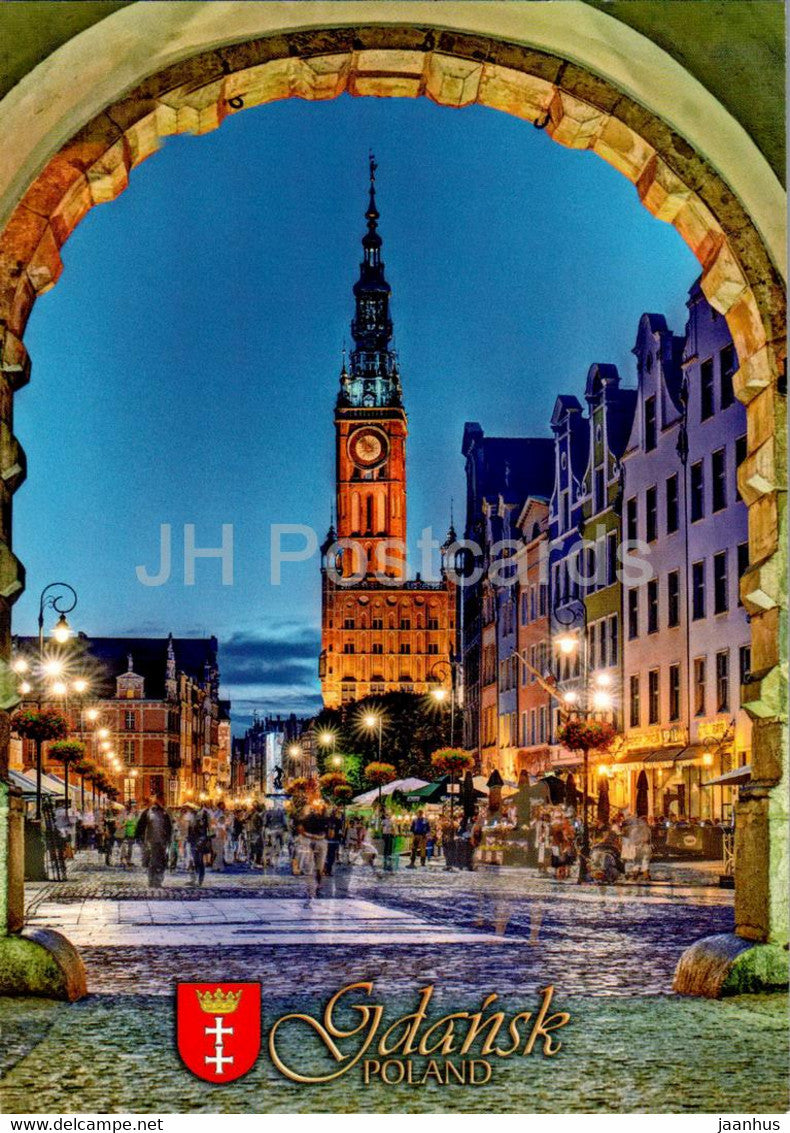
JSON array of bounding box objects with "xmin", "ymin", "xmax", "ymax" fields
[
  {"xmin": 12, "ymin": 659, "xmax": 28, "ymax": 674},
  {"xmin": 592, "ymin": 690, "xmax": 613, "ymax": 710},
  {"xmin": 51, "ymin": 681, "xmax": 68, "ymax": 696},
  {"xmin": 557, "ymin": 634, "xmax": 577, "ymax": 655},
  {"xmin": 52, "ymin": 614, "xmax": 72, "ymax": 644}
]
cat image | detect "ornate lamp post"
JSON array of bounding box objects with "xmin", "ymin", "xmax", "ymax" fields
[
  {"xmin": 429, "ymin": 656, "xmax": 459, "ymax": 746},
  {"xmin": 363, "ymin": 712, "xmax": 383, "ymax": 760},
  {"xmin": 553, "ymin": 599, "xmax": 614, "ymax": 882}
]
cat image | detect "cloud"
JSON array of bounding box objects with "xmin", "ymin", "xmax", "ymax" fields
[{"xmin": 219, "ymin": 623, "xmax": 321, "ymax": 685}]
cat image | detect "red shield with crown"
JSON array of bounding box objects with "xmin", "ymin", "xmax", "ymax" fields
[{"xmin": 177, "ymin": 983, "xmax": 261, "ymax": 1083}]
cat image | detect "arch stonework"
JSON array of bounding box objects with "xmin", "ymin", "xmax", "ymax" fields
[{"xmin": 0, "ymin": 13, "xmax": 785, "ymax": 989}]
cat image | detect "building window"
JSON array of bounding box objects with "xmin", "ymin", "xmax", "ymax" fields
[
  {"xmin": 372, "ymin": 617, "xmax": 383, "ymax": 630},
  {"xmin": 399, "ymin": 643, "xmax": 411, "ymax": 655},
  {"xmin": 627, "ymin": 589, "xmax": 639, "ymax": 640},
  {"xmin": 399, "ymin": 618, "xmax": 411, "ymax": 630},
  {"xmin": 713, "ymin": 550, "xmax": 729, "ymax": 614},
  {"xmin": 669, "ymin": 663, "xmax": 681, "ymax": 721},
  {"xmin": 344, "ymin": 617, "xmax": 355, "ymax": 629},
  {"xmin": 646, "ymin": 580, "xmax": 659, "ymax": 634},
  {"xmin": 648, "ymin": 669, "xmax": 660, "ymax": 725},
  {"xmin": 427, "ymin": 642, "xmax": 439, "ymax": 655},
  {"xmin": 737, "ymin": 541, "xmax": 749, "ymax": 607},
  {"xmin": 716, "ymin": 649, "xmax": 730, "ymax": 712},
  {"xmin": 690, "ymin": 461, "xmax": 705, "ymax": 522},
  {"xmin": 735, "ymin": 434, "xmax": 747, "ymax": 502},
  {"xmin": 124, "ymin": 739, "xmax": 136, "ymax": 763},
  {"xmin": 644, "ymin": 395, "xmax": 657, "ymax": 451},
  {"xmin": 342, "ymin": 643, "xmax": 355, "ymax": 654},
  {"xmin": 739, "ymin": 645, "xmax": 751, "ymax": 685},
  {"xmin": 712, "ymin": 447, "xmax": 727, "ymax": 512},
  {"xmin": 694, "ymin": 657, "xmax": 706, "ymax": 716},
  {"xmin": 608, "ymin": 615, "xmax": 618, "ymax": 667},
  {"xmin": 692, "ymin": 561, "xmax": 705, "ymax": 620},
  {"xmin": 667, "ymin": 570, "xmax": 680, "ymax": 628},
  {"xmin": 124, "ymin": 711, "xmax": 136, "ymax": 731},
  {"xmin": 371, "ymin": 642, "xmax": 383, "ymax": 655},
  {"xmin": 427, "ymin": 617, "xmax": 439, "ymax": 630},
  {"xmin": 629, "ymin": 674, "xmax": 640, "ymax": 728},
  {"xmin": 594, "ymin": 467, "xmax": 605, "ymax": 513},
  {"xmin": 626, "ymin": 497, "xmax": 638, "ymax": 543},
  {"xmin": 720, "ymin": 344, "xmax": 736, "ymax": 410},
  {"xmin": 606, "ymin": 531, "xmax": 617, "ymax": 586},
  {"xmin": 645, "ymin": 485, "xmax": 657, "ymax": 543},
  {"xmin": 700, "ymin": 358, "xmax": 715, "ymax": 420},
  {"xmin": 666, "ymin": 474, "xmax": 679, "ymax": 534},
  {"xmin": 341, "ymin": 683, "xmax": 355, "ymax": 704}
]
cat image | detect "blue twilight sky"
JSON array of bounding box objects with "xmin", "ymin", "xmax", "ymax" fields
[{"xmin": 15, "ymin": 95, "xmax": 698, "ymax": 729}]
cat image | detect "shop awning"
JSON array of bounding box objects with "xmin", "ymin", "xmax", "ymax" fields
[
  {"xmin": 675, "ymin": 744, "xmax": 712, "ymax": 762},
  {"xmin": 704, "ymin": 764, "xmax": 752, "ymax": 788},
  {"xmin": 641, "ymin": 748, "xmax": 685, "ymax": 765}
]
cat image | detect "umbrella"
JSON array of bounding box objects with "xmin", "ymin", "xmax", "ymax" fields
[
  {"xmin": 539, "ymin": 773, "xmax": 566, "ymax": 805},
  {"xmin": 597, "ymin": 778, "xmax": 610, "ymax": 826},
  {"xmin": 352, "ymin": 777, "xmax": 428, "ymax": 806},
  {"xmin": 405, "ymin": 775, "xmax": 451, "ymax": 804},
  {"xmin": 635, "ymin": 770, "xmax": 649, "ymax": 817}
]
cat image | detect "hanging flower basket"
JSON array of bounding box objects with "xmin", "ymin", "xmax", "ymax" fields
[
  {"xmin": 557, "ymin": 719, "xmax": 617, "ymax": 753},
  {"xmin": 333, "ymin": 784, "xmax": 354, "ymax": 804},
  {"xmin": 11, "ymin": 708, "xmax": 68, "ymax": 743},
  {"xmin": 364, "ymin": 761, "xmax": 397, "ymax": 787},
  {"xmin": 48, "ymin": 739, "xmax": 85, "ymax": 766},
  {"xmin": 285, "ymin": 776, "xmax": 316, "ymax": 798},
  {"xmin": 431, "ymin": 748, "xmax": 474, "ymax": 777},
  {"xmin": 319, "ymin": 771, "xmax": 348, "ymax": 796},
  {"xmin": 72, "ymin": 758, "xmax": 96, "ymax": 779}
]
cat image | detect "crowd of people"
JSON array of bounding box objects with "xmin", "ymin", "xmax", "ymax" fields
[{"xmin": 52, "ymin": 793, "xmax": 712, "ymax": 892}]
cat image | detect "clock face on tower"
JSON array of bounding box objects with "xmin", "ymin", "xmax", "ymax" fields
[{"xmin": 348, "ymin": 426, "xmax": 389, "ymax": 470}]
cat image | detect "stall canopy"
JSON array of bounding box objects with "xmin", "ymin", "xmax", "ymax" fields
[
  {"xmin": 405, "ymin": 776, "xmax": 487, "ymax": 805},
  {"xmin": 351, "ymin": 777, "xmax": 428, "ymax": 806},
  {"xmin": 8, "ymin": 769, "xmax": 61, "ymax": 798},
  {"xmin": 703, "ymin": 765, "xmax": 752, "ymax": 788}
]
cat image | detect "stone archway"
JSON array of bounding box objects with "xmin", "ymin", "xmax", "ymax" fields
[{"xmin": 0, "ymin": 5, "xmax": 785, "ymax": 996}]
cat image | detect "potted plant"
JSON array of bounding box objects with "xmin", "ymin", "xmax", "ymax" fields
[{"xmin": 557, "ymin": 718, "xmax": 617, "ymax": 881}]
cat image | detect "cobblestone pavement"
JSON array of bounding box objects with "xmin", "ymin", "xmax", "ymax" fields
[{"xmin": 3, "ymin": 855, "xmax": 787, "ymax": 1113}]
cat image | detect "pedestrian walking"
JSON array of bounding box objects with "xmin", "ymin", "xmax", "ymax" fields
[
  {"xmin": 119, "ymin": 804, "xmax": 138, "ymax": 868},
  {"xmin": 102, "ymin": 809, "xmax": 117, "ymax": 866},
  {"xmin": 297, "ymin": 804, "xmax": 329, "ymax": 901},
  {"xmin": 408, "ymin": 809, "xmax": 430, "ymax": 867},
  {"xmin": 187, "ymin": 803, "xmax": 212, "ymax": 887},
  {"xmin": 136, "ymin": 796, "xmax": 173, "ymax": 888}
]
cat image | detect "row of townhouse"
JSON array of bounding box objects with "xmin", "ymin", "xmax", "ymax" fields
[{"xmin": 461, "ymin": 279, "xmax": 751, "ymax": 821}]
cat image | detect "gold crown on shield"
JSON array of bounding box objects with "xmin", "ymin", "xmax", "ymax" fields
[{"xmin": 195, "ymin": 988, "xmax": 242, "ymax": 1015}]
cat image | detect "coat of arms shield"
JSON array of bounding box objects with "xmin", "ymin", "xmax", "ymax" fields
[{"xmin": 177, "ymin": 982, "xmax": 261, "ymax": 1083}]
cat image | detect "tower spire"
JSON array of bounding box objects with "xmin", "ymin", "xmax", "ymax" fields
[{"xmin": 338, "ymin": 154, "xmax": 400, "ymax": 410}]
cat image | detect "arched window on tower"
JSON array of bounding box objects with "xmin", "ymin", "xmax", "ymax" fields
[{"xmin": 366, "ymin": 495, "xmax": 374, "ymax": 535}]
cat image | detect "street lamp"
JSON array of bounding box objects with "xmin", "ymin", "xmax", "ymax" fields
[
  {"xmin": 363, "ymin": 712, "xmax": 383, "ymax": 760},
  {"xmin": 37, "ymin": 583, "xmax": 77, "ymax": 654},
  {"xmin": 429, "ymin": 656, "xmax": 458, "ymax": 746},
  {"xmin": 552, "ymin": 599, "xmax": 615, "ymax": 882}
]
